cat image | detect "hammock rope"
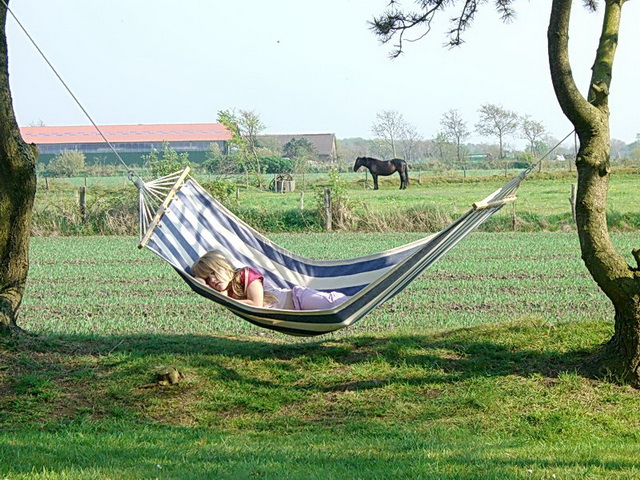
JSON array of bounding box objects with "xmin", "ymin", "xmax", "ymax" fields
[{"xmin": 2, "ymin": 0, "xmax": 142, "ymax": 183}]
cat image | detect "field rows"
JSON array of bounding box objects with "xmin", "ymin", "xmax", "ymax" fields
[{"xmin": 21, "ymin": 232, "xmax": 633, "ymax": 338}]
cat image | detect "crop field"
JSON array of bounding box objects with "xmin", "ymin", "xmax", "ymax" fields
[
  {"xmin": 4, "ymin": 232, "xmax": 640, "ymax": 479},
  {"xmin": 21, "ymin": 232, "xmax": 635, "ymax": 338}
]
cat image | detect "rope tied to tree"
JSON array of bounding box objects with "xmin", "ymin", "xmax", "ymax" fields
[{"xmin": 2, "ymin": 0, "xmax": 143, "ymax": 185}]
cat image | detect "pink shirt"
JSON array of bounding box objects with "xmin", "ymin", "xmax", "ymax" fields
[{"xmin": 228, "ymin": 267, "xmax": 264, "ymax": 299}]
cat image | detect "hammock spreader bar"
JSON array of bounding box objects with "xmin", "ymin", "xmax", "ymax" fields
[{"xmin": 136, "ymin": 169, "xmax": 526, "ymax": 336}]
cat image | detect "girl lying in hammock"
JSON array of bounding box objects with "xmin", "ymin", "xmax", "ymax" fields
[{"xmin": 191, "ymin": 250, "xmax": 349, "ymax": 310}]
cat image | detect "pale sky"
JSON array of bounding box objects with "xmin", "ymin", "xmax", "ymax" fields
[{"xmin": 6, "ymin": 1, "xmax": 640, "ymax": 149}]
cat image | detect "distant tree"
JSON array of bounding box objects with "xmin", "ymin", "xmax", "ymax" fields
[
  {"xmin": 283, "ymin": 137, "xmax": 317, "ymax": 177},
  {"xmin": 440, "ymin": 109, "xmax": 470, "ymax": 169},
  {"xmin": 218, "ymin": 109, "xmax": 265, "ymax": 188},
  {"xmin": 371, "ymin": 110, "xmax": 405, "ymax": 158},
  {"xmin": 283, "ymin": 137, "xmax": 316, "ymax": 160},
  {"xmin": 521, "ymin": 115, "xmax": 547, "ymax": 154},
  {"xmin": 259, "ymin": 156, "xmax": 294, "ymax": 174},
  {"xmin": 47, "ymin": 150, "xmax": 86, "ymax": 177},
  {"xmin": 432, "ymin": 132, "xmax": 451, "ymax": 161},
  {"xmin": 202, "ymin": 142, "xmax": 236, "ymax": 176},
  {"xmin": 398, "ymin": 123, "xmax": 423, "ymax": 162},
  {"xmin": 475, "ymin": 104, "xmax": 519, "ymax": 160},
  {"xmin": 609, "ymin": 139, "xmax": 625, "ymax": 160},
  {"xmin": 143, "ymin": 141, "xmax": 190, "ymax": 178}
]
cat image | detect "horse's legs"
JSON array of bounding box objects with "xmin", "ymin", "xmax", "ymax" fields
[
  {"xmin": 401, "ymin": 169, "xmax": 408, "ymax": 189},
  {"xmin": 372, "ymin": 174, "xmax": 379, "ymax": 190},
  {"xmin": 398, "ymin": 169, "xmax": 408, "ymax": 189}
]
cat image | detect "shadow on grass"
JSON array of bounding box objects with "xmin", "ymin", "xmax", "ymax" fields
[
  {"xmin": 4, "ymin": 318, "xmax": 608, "ymax": 384},
  {"xmin": 1, "ymin": 321, "xmax": 631, "ymax": 479}
]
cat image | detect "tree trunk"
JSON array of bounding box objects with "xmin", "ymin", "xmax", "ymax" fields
[
  {"xmin": 0, "ymin": 1, "xmax": 38, "ymax": 334},
  {"xmin": 549, "ymin": 0, "xmax": 640, "ymax": 384}
]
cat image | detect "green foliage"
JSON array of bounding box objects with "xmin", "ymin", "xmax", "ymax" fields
[
  {"xmin": 260, "ymin": 156, "xmax": 294, "ymax": 174},
  {"xmin": 315, "ymin": 169, "xmax": 356, "ymax": 230},
  {"xmin": 234, "ymin": 205, "xmax": 321, "ymax": 232},
  {"xmin": 283, "ymin": 137, "xmax": 317, "ymax": 159},
  {"xmin": 46, "ymin": 150, "xmax": 86, "ymax": 177},
  {"xmin": 201, "ymin": 142, "xmax": 234, "ymax": 175},
  {"xmin": 200, "ymin": 180, "xmax": 237, "ymax": 204},
  {"xmin": 217, "ymin": 108, "xmax": 265, "ymax": 186},
  {"xmin": 30, "ymin": 167, "xmax": 640, "ymax": 235},
  {"xmin": 32, "ymin": 186, "xmax": 138, "ymax": 236},
  {"xmin": 142, "ymin": 141, "xmax": 191, "ymax": 178}
]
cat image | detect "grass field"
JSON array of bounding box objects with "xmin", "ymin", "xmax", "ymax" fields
[
  {"xmin": 33, "ymin": 167, "xmax": 640, "ymax": 236},
  {"xmin": 2, "ymin": 233, "xmax": 640, "ymax": 478},
  {"xmin": 18, "ymin": 232, "xmax": 631, "ymax": 336}
]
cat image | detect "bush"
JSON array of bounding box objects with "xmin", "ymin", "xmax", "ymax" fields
[
  {"xmin": 200, "ymin": 180, "xmax": 238, "ymax": 204},
  {"xmin": 259, "ymin": 156, "xmax": 294, "ymax": 174}
]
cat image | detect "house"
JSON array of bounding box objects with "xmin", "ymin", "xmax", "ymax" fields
[{"xmin": 260, "ymin": 133, "xmax": 338, "ymax": 162}]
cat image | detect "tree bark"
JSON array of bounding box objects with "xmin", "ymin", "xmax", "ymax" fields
[
  {"xmin": 0, "ymin": 1, "xmax": 38, "ymax": 334},
  {"xmin": 549, "ymin": 0, "xmax": 640, "ymax": 384}
]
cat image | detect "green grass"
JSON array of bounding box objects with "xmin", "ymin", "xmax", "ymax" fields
[
  {"xmin": 2, "ymin": 233, "xmax": 640, "ymax": 479},
  {"xmin": 34, "ymin": 167, "xmax": 640, "ymax": 235},
  {"xmin": 20, "ymin": 233, "xmax": 631, "ymax": 336}
]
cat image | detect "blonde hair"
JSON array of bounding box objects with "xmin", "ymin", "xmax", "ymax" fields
[{"xmin": 191, "ymin": 250, "xmax": 277, "ymax": 306}]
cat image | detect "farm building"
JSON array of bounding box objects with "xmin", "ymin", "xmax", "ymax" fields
[
  {"xmin": 19, "ymin": 123, "xmax": 338, "ymax": 165},
  {"xmin": 261, "ymin": 133, "xmax": 338, "ymax": 162},
  {"xmin": 19, "ymin": 123, "xmax": 232, "ymax": 166}
]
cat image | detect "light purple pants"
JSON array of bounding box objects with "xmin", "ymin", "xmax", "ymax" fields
[{"xmin": 291, "ymin": 286, "xmax": 349, "ymax": 310}]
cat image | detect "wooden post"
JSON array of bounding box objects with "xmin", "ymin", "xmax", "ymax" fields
[
  {"xmin": 570, "ymin": 184, "xmax": 577, "ymax": 223},
  {"xmin": 79, "ymin": 186, "xmax": 87, "ymax": 223},
  {"xmin": 511, "ymin": 200, "xmax": 516, "ymax": 231},
  {"xmin": 236, "ymin": 187, "xmax": 240, "ymax": 200},
  {"xmin": 298, "ymin": 191, "xmax": 304, "ymax": 212},
  {"xmin": 324, "ymin": 187, "xmax": 332, "ymax": 231}
]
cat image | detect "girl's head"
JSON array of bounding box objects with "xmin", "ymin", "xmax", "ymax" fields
[
  {"xmin": 191, "ymin": 250, "xmax": 238, "ymax": 294},
  {"xmin": 191, "ymin": 249, "xmax": 277, "ymax": 307}
]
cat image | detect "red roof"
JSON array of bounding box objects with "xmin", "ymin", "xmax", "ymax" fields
[{"xmin": 20, "ymin": 123, "xmax": 232, "ymax": 145}]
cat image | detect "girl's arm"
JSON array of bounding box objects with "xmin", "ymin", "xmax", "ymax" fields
[{"xmin": 238, "ymin": 278, "xmax": 264, "ymax": 307}]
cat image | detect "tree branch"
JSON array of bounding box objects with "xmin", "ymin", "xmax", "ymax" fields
[{"xmin": 547, "ymin": 0, "xmax": 595, "ymax": 131}]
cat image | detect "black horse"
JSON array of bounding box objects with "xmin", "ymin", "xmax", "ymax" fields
[{"xmin": 353, "ymin": 156, "xmax": 409, "ymax": 190}]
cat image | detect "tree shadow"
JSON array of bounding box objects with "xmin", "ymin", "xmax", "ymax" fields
[{"xmin": 4, "ymin": 319, "xmax": 604, "ymax": 387}]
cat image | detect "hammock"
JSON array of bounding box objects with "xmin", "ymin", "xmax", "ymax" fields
[{"xmin": 135, "ymin": 167, "xmax": 527, "ymax": 336}]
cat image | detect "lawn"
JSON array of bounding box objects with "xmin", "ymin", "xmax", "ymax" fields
[{"xmin": 1, "ymin": 233, "xmax": 640, "ymax": 479}]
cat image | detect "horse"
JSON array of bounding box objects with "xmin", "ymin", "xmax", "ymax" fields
[{"xmin": 353, "ymin": 156, "xmax": 409, "ymax": 190}]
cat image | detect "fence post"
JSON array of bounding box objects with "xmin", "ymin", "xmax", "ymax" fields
[
  {"xmin": 79, "ymin": 186, "xmax": 87, "ymax": 223},
  {"xmin": 324, "ymin": 187, "xmax": 332, "ymax": 231},
  {"xmin": 298, "ymin": 191, "xmax": 304, "ymax": 212}
]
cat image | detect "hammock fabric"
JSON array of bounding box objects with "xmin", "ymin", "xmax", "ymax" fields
[{"xmin": 136, "ymin": 168, "xmax": 526, "ymax": 336}]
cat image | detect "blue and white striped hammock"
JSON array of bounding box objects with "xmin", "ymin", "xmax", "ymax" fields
[{"xmin": 136, "ymin": 168, "xmax": 526, "ymax": 336}]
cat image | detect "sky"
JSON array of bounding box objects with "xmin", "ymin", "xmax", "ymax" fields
[{"xmin": 6, "ymin": 1, "xmax": 640, "ymax": 150}]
